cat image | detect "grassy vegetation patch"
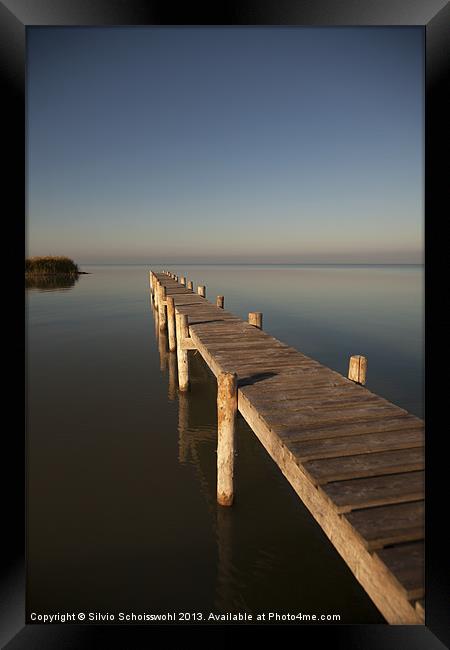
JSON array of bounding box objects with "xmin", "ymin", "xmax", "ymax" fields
[{"xmin": 25, "ymin": 256, "xmax": 80, "ymax": 275}]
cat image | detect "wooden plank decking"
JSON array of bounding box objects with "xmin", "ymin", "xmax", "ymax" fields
[{"xmin": 150, "ymin": 270, "xmax": 425, "ymax": 624}]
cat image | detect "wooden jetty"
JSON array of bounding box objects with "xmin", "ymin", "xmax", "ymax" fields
[{"xmin": 149, "ymin": 270, "xmax": 425, "ymax": 625}]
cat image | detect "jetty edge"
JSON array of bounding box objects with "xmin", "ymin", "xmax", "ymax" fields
[{"xmin": 149, "ymin": 269, "xmax": 425, "ymax": 625}]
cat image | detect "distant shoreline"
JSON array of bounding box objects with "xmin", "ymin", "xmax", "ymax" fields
[{"xmin": 76, "ymin": 262, "xmax": 423, "ymax": 268}]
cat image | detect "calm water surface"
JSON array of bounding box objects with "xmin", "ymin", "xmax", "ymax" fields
[{"xmin": 27, "ymin": 265, "xmax": 423, "ymax": 623}]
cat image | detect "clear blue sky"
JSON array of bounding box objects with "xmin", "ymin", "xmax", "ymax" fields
[{"xmin": 27, "ymin": 27, "xmax": 423, "ymax": 264}]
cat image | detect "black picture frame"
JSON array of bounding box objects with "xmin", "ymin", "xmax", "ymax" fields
[{"xmin": 2, "ymin": 1, "xmax": 448, "ymax": 647}]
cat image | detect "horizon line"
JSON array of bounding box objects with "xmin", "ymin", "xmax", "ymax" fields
[{"xmin": 77, "ymin": 262, "xmax": 424, "ymax": 267}]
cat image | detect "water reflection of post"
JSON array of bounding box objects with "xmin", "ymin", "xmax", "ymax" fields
[
  {"xmin": 215, "ymin": 505, "xmax": 235, "ymax": 612},
  {"xmin": 174, "ymin": 365, "xmax": 236, "ymax": 610},
  {"xmin": 177, "ymin": 391, "xmax": 190, "ymax": 464},
  {"xmin": 152, "ymin": 293, "xmax": 178, "ymax": 400},
  {"xmin": 158, "ymin": 328, "xmax": 169, "ymax": 372},
  {"xmin": 167, "ymin": 352, "xmax": 178, "ymax": 401}
]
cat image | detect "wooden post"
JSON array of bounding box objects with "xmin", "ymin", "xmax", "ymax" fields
[
  {"xmin": 180, "ymin": 276, "xmax": 186, "ymax": 286},
  {"xmin": 198, "ymin": 285, "xmax": 206, "ymax": 298},
  {"xmin": 248, "ymin": 312, "xmax": 263, "ymax": 329},
  {"xmin": 216, "ymin": 295, "xmax": 224, "ymax": 309},
  {"xmin": 217, "ymin": 372, "xmax": 237, "ymax": 506},
  {"xmin": 166, "ymin": 296, "xmax": 177, "ymax": 351},
  {"xmin": 175, "ymin": 311, "xmax": 190, "ymax": 391},
  {"xmin": 158, "ymin": 285, "xmax": 167, "ymax": 331},
  {"xmin": 348, "ymin": 355, "xmax": 367, "ymax": 385},
  {"xmin": 154, "ymin": 279, "xmax": 159, "ymax": 308},
  {"xmin": 149, "ymin": 274, "xmax": 154, "ymax": 301},
  {"xmin": 187, "ymin": 280, "xmax": 193, "ymax": 291}
]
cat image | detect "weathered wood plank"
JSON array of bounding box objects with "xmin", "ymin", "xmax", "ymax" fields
[
  {"xmin": 374, "ymin": 542, "xmax": 424, "ymax": 599},
  {"xmin": 187, "ymin": 317, "xmax": 242, "ymax": 325},
  {"xmin": 170, "ymin": 297, "xmax": 206, "ymax": 304},
  {"xmin": 259, "ymin": 403, "xmax": 408, "ymax": 433},
  {"xmin": 322, "ymin": 471, "xmax": 424, "ymax": 512},
  {"xmin": 220, "ymin": 361, "xmax": 315, "ymax": 375},
  {"xmin": 286, "ymin": 429, "xmax": 423, "ymax": 462},
  {"xmin": 203, "ymin": 339, "xmax": 289, "ymax": 352},
  {"xmin": 191, "ymin": 323, "xmax": 268, "ymax": 334},
  {"xmin": 249, "ymin": 394, "xmax": 381, "ymax": 413},
  {"xmin": 261, "ymin": 415, "xmax": 422, "ymax": 444},
  {"xmin": 235, "ymin": 389, "xmax": 422, "ymax": 623},
  {"xmin": 213, "ymin": 350, "xmax": 312, "ymax": 363},
  {"xmin": 175, "ymin": 309, "xmax": 234, "ymax": 317},
  {"xmin": 242, "ymin": 383, "xmax": 367, "ymax": 401},
  {"xmin": 345, "ymin": 501, "xmax": 424, "ymax": 550},
  {"xmin": 239, "ymin": 374, "xmax": 349, "ymax": 392},
  {"xmin": 415, "ymin": 599, "xmax": 425, "ymax": 622},
  {"xmin": 181, "ymin": 310, "xmax": 239, "ymax": 318},
  {"xmin": 165, "ymin": 286, "xmax": 195, "ymax": 292},
  {"xmin": 197, "ymin": 324, "xmax": 284, "ymax": 336},
  {"xmin": 218, "ymin": 354, "xmax": 319, "ymax": 367},
  {"xmin": 304, "ymin": 448, "xmax": 424, "ymax": 484},
  {"xmin": 215, "ymin": 357, "xmax": 320, "ymax": 371}
]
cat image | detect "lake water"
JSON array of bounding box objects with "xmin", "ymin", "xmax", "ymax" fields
[{"xmin": 26, "ymin": 264, "xmax": 423, "ymax": 624}]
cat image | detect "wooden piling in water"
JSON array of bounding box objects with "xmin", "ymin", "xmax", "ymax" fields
[
  {"xmin": 248, "ymin": 312, "xmax": 263, "ymax": 329},
  {"xmin": 157, "ymin": 328, "xmax": 168, "ymax": 372},
  {"xmin": 187, "ymin": 280, "xmax": 193, "ymax": 291},
  {"xmin": 180, "ymin": 276, "xmax": 186, "ymax": 286},
  {"xmin": 348, "ymin": 355, "xmax": 367, "ymax": 385},
  {"xmin": 217, "ymin": 372, "xmax": 237, "ymax": 506},
  {"xmin": 216, "ymin": 295, "xmax": 224, "ymax": 309},
  {"xmin": 167, "ymin": 296, "xmax": 177, "ymax": 352},
  {"xmin": 154, "ymin": 279, "xmax": 159, "ymax": 308},
  {"xmin": 158, "ymin": 285, "xmax": 167, "ymax": 331},
  {"xmin": 198, "ymin": 285, "xmax": 206, "ymax": 298},
  {"xmin": 175, "ymin": 311, "xmax": 190, "ymax": 391}
]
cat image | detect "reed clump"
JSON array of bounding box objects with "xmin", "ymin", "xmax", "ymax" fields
[{"xmin": 25, "ymin": 256, "xmax": 80, "ymax": 275}]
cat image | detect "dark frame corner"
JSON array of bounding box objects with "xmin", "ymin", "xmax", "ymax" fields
[{"xmin": 2, "ymin": 1, "xmax": 448, "ymax": 647}]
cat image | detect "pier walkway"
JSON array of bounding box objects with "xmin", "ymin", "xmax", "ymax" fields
[{"xmin": 150, "ymin": 270, "xmax": 424, "ymax": 624}]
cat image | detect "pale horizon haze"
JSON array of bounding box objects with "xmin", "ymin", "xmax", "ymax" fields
[{"xmin": 27, "ymin": 27, "xmax": 424, "ymax": 265}]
